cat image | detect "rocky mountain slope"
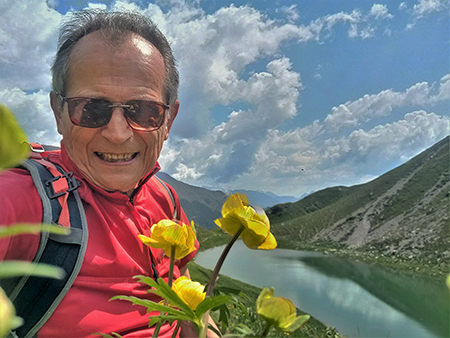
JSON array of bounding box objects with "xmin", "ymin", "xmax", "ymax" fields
[{"xmin": 267, "ymin": 136, "xmax": 449, "ymax": 269}]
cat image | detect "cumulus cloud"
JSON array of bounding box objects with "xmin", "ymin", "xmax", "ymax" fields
[
  {"xmin": 0, "ymin": 0, "xmax": 448, "ymax": 197},
  {"xmin": 348, "ymin": 110, "xmax": 449, "ymax": 158},
  {"xmin": 0, "ymin": 88, "xmax": 60, "ymax": 144},
  {"xmin": 370, "ymin": 4, "xmax": 394, "ymax": 19},
  {"xmin": 231, "ymin": 109, "xmax": 449, "ymax": 195},
  {"xmin": 164, "ymin": 57, "xmax": 302, "ymax": 183},
  {"xmin": 324, "ymin": 74, "xmax": 449, "ymax": 132},
  {"xmin": 412, "ymin": 0, "xmax": 449, "ymax": 18},
  {"xmin": 0, "ymin": 0, "xmax": 61, "ymax": 90}
]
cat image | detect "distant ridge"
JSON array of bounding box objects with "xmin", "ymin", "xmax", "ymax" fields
[{"xmin": 156, "ymin": 173, "xmax": 300, "ymax": 229}]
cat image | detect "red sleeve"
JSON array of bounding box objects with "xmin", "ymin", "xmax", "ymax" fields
[{"xmin": 0, "ymin": 168, "xmax": 43, "ymax": 261}]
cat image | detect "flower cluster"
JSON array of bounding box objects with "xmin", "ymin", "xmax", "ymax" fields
[{"xmin": 116, "ymin": 192, "xmax": 309, "ymax": 338}]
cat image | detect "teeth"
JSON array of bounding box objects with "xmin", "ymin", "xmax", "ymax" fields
[{"xmin": 96, "ymin": 152, "xmax": 136, "ymax": 162}]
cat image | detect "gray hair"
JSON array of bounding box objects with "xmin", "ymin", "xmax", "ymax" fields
[{"xmin": 51, "ymin": 9, "xmax": 179, "ymax": 105}]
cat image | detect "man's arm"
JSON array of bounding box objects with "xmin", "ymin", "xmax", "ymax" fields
[{"xmin": 179, "ymin": 267, "xmax": 221, "ymax": 338}]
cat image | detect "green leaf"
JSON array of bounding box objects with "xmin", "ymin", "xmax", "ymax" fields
[
  {"xmin": 147, "ymin": 317, "xmax": 161, "ymax": 328},
  {"xmin": 285, "ymin": 315, "xmax": 310, "ymax": 332},
  {"xmin": 226, "ymin": 324, "xmax": 255, "ymax": 337},
  {"xmin": 111, "ymin": 295, "xmax": 192, "ymax": 320},
  {"xmin": 92, "ymin": 333, "xmax": 123, "ymax": 338},
  {"xmin": 207, "ymin": 322, "xmax": 222, "ymax": 338},
  {"xmin": 195, "ymin": 295, "xmax": 232, "ymax": 317},
  {"xmin": 133, "ymin": 275, "xmax": 158, "ymax": 289},
  {"xmin": 0, "ymin": 261, "xmax": 65, "ymax": 279},
  {"xmin": 0, "ymin": 224, "xmax": 71, "ymax": 239},
  {"xmin": 135, "ymin": 277, "xmax": 196, "ymax": 317},
  {"xmin": 0, "ymin": 104, "xmax": 29, "ymax": 171}
]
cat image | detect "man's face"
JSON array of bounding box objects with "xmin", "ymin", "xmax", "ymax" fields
[{"xmin": 52, "ymin": 32, "xmax": 178, "ymax": 195}]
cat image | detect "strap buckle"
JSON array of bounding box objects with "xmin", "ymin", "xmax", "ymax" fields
[
  {"xmin": 29, "ymin": 142, "xmax": 45, "ymax": 153},
  {"xmin": 44, "ymin": 172, "xmax": 80, "ymax": 199}
]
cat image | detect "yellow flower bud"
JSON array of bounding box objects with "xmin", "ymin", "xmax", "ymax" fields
[
  {"xmin": 0, "ymin": 287, "xmax": 23, "ymax": 337},
  {"xmin": 172, "ymin": 276, "xmax": 206, "ymax": 310},
  {"xmin": 139, "ymin": 219, "xmax": 196, "ymax": 260},
  {"xmin": 0, "ymin": 105, "xmax": 29, "ymax": 171},
  {"xmin": 215, "ymin": 193, "xmax": 277, "ymax": 250},
  {"xmin": 256, "ymin": 287, "xmax": 309, "ymax": 333}
]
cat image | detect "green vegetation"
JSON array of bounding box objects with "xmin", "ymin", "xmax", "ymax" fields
[
  {"xmin": 195, "ymin": 226, "xmax": 230, "ymax": 251},
  {"xmin": 188, "ymin": 262, "xmax": 344, "ymax": 338}
]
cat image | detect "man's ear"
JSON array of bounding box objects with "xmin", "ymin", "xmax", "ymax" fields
[
  {"xmin": 50, "ymin": 91, "xmax": 64, "ymax": 135},
  {"xmin": 164, "ymin": 100, "xmax": 179, "ymax": 140}
]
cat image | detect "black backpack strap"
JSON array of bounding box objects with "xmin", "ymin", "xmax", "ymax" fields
[
  {"xmin": 2, "ymin": 159, "xmax": 88, "ymax": 338},
  {"xmin": 154, "ymin": 176, "xmax": 178, "ymax": 220}
]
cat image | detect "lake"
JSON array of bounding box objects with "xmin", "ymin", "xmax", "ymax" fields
[{"xmin": 195, "ymin": 241, "xmax": 449, "ymax": 338}]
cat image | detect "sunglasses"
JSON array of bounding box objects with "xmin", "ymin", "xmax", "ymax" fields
[{"xmin": 59, "ymin": 96, "xmax": 170, "ymax": 132}]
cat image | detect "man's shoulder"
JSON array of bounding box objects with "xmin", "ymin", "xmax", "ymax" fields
[{"xmin": 0, "ymin": 166, "xmax": 42, "ymax": 225}]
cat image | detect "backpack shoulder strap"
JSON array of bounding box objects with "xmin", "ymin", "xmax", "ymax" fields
[
  {"xmin": 5, "ymin": 158, "xmax": 88, "ymax": 338},
  {"xmin": 154, "ymin": 175, "xmax": 179, "ymax": 220}
]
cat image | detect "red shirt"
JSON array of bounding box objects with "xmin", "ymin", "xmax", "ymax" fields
[{"xmin": 0, "ymin": 145, "xmax": 198, "ymax": 337}]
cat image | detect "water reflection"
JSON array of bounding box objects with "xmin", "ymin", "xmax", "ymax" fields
[
  {"xmin": 195, "ymin": 242, "xmax": 449, "ymax": 337},
  {"xmin": 298, "ymin": 254, "xmax": 449, "ymax": 337}
]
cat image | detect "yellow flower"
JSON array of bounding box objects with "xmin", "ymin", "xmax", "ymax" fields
[
  {"xmin": 0, "ymin": 287, "xmax": 23, "ymax": 338},
  {"xmin": 256, "ymin": 287, "xmax": 309, "ymax": 333},
  {"xmin": 139, "ymin": 219, "xmax": 196, "ymax": 260},
  {"xmin": 214, "ymin": 193, "xmax": 277, "ymax": 250},
  {"xmin": 172, "ymin": 276, "xmax": 206, "ymax": 310}
]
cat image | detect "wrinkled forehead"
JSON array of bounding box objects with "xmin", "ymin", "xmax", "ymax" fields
[{"xmin": 66, "ymin": 31, "xmax": 166, "ymax": 94}]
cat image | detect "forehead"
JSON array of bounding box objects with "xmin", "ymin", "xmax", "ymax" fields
[{"xmin": 66, "ymin": 31, "xmax": 166, "ymax": 96}]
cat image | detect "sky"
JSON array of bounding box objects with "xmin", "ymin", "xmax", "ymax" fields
[{"xmin": 0, "ymin": 0, "xmax": 448, "ymax": 197}]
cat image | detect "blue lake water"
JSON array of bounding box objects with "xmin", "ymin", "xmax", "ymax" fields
[{"xmin": 195, "ymin": 241, "xmax": 449, "ymax": 338}]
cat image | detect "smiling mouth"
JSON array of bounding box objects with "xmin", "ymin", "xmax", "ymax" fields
[{"xmin": 95, "ymin": 152, "xmax": 138, "ymax": 163}]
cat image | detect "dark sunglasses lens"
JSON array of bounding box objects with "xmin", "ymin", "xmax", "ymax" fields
[
  {"xmin": 69, "ymin": 98, "xmax": 111, "ymax": 128},
  {"xmin": 125, "ymin": 101, "xmax": 165, "ymax": 130}
]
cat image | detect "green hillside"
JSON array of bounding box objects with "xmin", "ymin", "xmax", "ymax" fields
[{"xmin": 267, "ymin": 136, "xmax": 449, "ymax": 275}]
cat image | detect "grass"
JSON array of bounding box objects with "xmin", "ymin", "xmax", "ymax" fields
[{"xmin": 188, "ymin": 261, "xmax": 345, "ymax": 338}]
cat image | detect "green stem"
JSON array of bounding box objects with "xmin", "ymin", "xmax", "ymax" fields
[
  {"xmin": 205, "ymin": 226, "xmax": 244, "ymax": 297},
  {"xmin": 199, "ymin": 226, "xmax": 245, "ymax": 338},
  {"xmin": 261, "ymin": 322, "xmax": 272, "ymax": 337},
  {"xmin": 170, "ymin": 321, "xmax": 182, "ymax": 338},
  {"xmin": 168, "ymin": 245, "xmax": 176, "ymax": 287},
  {"xmin": 152, "ymin": 246, "xmax": 177, "ymax": 338}
]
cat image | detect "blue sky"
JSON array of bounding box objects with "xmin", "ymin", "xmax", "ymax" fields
[{"xmin": 0, "ymin": 0, "xmax": 448, "ymax": 197}]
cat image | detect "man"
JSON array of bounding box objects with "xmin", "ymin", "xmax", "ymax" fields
[{"xmin": 0, "ymin": 9, "xmax": 217, "ymax": 338}]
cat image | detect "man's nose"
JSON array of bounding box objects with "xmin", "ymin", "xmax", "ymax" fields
[{"xmin": 100, "ymin": 109, "xmax": 134, "ymax": 143}]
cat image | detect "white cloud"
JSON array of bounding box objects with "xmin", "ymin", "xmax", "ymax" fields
[
  {"xmin": 370, "ymin": 4, "xmax": 394, "ymax": 19},
  {"xmin": 0, "ymin": 0, "xmax": 61, "ymax": 90},
  {"xmin": 162, "ymin": 56, "xmax": 302, "ymax": 183},
  {"xmin": 324, "ymin": 74, "xmax": 449, "ymax": 132},
  {"xmin": 412, "ymin": 0, "xmax": 449, "ymax": 18},
  {"xmin": 0, "ymin": 88, "xmax": 60, "ymax": 145},
  {"xmin": 399, "ymin": 2, "xmax": 408, "ymax": 10},
  {"xmin": 277, "ymin": 5, "xmax": 300, "ymax": 23},
  {"xmin": 348, "ymin": 110, "xmax": 449, "ymax": 157}
]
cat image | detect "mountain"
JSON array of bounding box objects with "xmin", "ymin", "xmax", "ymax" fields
[
  {"xmin": 229, "ymin": 189, "xmax": 297, "ymax": 208},
  {"xmin": 266, "ymin": 136, "xmax": 449, "ymax": 267},
  {"xmin": 156, "ymin": 172, "xmax": 299, "ymax": 229},
  {"xmin": 156, "ymin": 172, "xmax": 226, "ymax": 230}
]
